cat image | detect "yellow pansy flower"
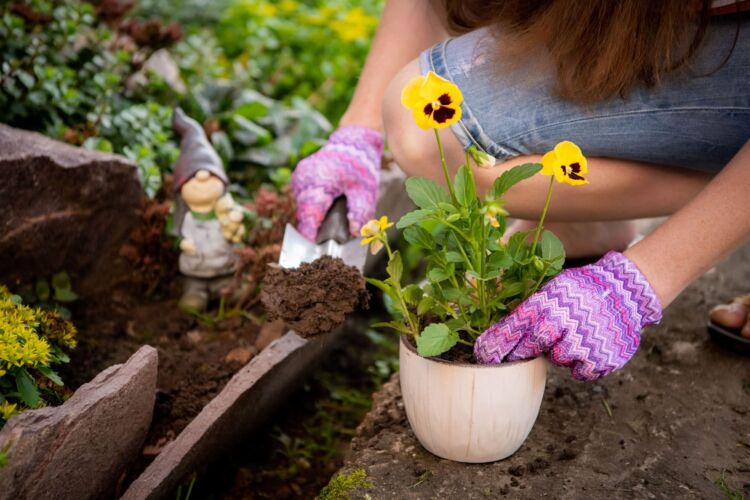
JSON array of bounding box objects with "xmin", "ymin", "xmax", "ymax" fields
[
  {"xmin": 541, "ymin": 141, "xmax": 589, "ymax": 186},
  {"xmin": 401, "ymin": 71, "xmax": 463, "ymax": 129},
  {"xmin": 360, "ymin": 216, "xmax": 393, "ymax": 255}
]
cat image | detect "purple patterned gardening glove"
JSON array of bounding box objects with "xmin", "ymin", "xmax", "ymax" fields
[
  {"xmin": 474, "ymin": 252, "xmax": 662, "ymax": 381},
  {"xmin": 291, "ymin": 126, "xmax": 384, "ymax": 241}
]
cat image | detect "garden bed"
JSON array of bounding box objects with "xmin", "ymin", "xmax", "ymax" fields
[{"xmin": 59, "ymin": 286, "xmax": 275, "ymax": 484}]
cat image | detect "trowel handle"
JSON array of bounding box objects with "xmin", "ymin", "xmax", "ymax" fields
[{"xmin": 316, "ymin": 197, "xmax": 351, "ymax": 245}]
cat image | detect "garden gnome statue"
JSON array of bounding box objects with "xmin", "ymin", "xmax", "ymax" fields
[{"xmin": 172, "ymin": 107, "xmax": 244, "ymax": 311}]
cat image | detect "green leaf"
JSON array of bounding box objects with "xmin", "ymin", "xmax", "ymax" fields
[
  {"xmin": 445, "ymin": 251, "xmax": 464, "ymax": 263},
  {"xmin": 386, "ymin": 251, "xmax": 403, "ymax": 285},
  {"xmin": 396, "ymin": 209, "xmax": 434, "ymax": 229},
  {"xmin": 489, "ymin": 163, "xmax": 542, "ymax": 199},
  {"xmin": 454, "ymin": 165, "xmax": 476, "ymax": 207},
  {"xmin": 498, "ymin": 281, "xmax": 526, "ymax": 300},
  {"xmin": 402, "ymin": 284, "xmax": 423, "ymax": 305},
  {"xmin": 437, "ymin": 202, "xmax": 457, "ymax": 213},
  {"xmin": 427, "ymin": 267, "xmax": 452, "ymax": 283},
  {"xmin": 416, "ymin": 323, "xmax": 459, "ymax": 357},
  {"xmin": 15, "ymin": 369, "xmax": 40, "ymax": 408},
  {"xmin": 35, "ymin": 279, "xmax": 50, "ymax": 302},
  {"xmin": 82, "ymin": 137, "xmax": 113, "ymax": 153},
  {"xmin": 50, "ymin": 272, "xmax": 72, "ymax": 290},
  {"xmin": 231, "ymin": 115, "xmax": 273, "ymax": 146},
  {"xmin": 403, "ymin": 226, "xmax": 434, "ymax": 250},
  {"xmin": 487, "ymin": 251, "xmax": 513, "ymax": 271},
  {"xmin": 365, "ymin": 277, "xmax": 399, "ymax": 306},
  {"xmin": 540, "ymin": 230, "xmax": 565, "ymax": 262},
  {"xmin": 38, "ymin": 366, "xmax": 63, "ymax": 386},
  {"xmin": 507, "ymin": 231, "xmax": 531, "ymax": 260},
  {"xmin": 417, "ymin": 296, "xmax": 436, "ymax": 315},
  {"xmin": 53, "ymin": 288, "xmax": 78, "ymax": 303},
  {"xmin": 405, "ymin": 177, "xmax": 450, "ymax": 209},
  {"xmin": 233, "ymin": 101, "xmax": 268, "ymax": 121}
]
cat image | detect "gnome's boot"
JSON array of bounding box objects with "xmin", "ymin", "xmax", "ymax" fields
[{"xmin": 179, "ymin": 278, "xmax": 209, "ymax": 312}]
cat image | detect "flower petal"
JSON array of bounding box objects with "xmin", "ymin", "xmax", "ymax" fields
[
  {"xmin": 554, "ymin": 141, "xmax": 583, "ymax": 165},
  {"xmin": 401, "ymin": 75, "xmax": 427, "ymax": 109},
  {"xmin": 540, "ymin": 150, "xmax": 557, "ymax": 176},
  {"xmin": 420, "ymin": 72, "xmax": 463, "ymax": 107}
]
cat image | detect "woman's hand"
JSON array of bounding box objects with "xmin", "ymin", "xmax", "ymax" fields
[
  {"xmin": 291, "ymin": 126, "xmax": 384, "ymax": 241},
  {"xmin": 474, "ymin": 251, "xmax": 662, "ymax": 381}
]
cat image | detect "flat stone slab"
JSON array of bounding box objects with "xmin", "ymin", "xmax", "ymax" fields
[
  {"xmin": 0, "ymin": 345, "xmax": 158, "ymax": 500},
  {"xmin": 338, "ymin": 244, "xmax": 750, "ymax": 499},
  {"xmin": 0, "ymin": 124, "xmax": 141, "ymax": 295},
  {"xmin": 122, "ymin": 329, "xmax": 348, "ymax": 499}
]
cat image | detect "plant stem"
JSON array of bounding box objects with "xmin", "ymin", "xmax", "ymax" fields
[
  {"xmin": 440, "ymin": 220, "xmax": 475, "ymax": 248},
  {"xmin": 530, "ymin": 176, "xmax": 555, "ymax": 257},
  {"xmin": 478, "ymin": 218, "xmax": 488, "ymax": 321},
  {"xmin": 384, "ymin": 237, "xmax": 419, "ymax": 337},
  {"xmin": 457, "ymin": 338, "xmax": 474, "ymax": 347},
  {"xmin": 434, "ymin": 129, "xmax": 457, "ymax": 203}
]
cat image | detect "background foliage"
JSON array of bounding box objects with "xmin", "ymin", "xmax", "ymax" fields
[{"xmin": 0, "ymin": 0, "xmax": 380, "ymax": 197}]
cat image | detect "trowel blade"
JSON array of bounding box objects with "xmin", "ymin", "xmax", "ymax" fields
[{"xmin": 279, "ymin": 224, "xmax": 368, "ymax": 271}]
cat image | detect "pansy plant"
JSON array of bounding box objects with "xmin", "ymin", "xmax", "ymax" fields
[{"xmin": 364, "ymin": 72, "xmax": 587, "ymax": 357}]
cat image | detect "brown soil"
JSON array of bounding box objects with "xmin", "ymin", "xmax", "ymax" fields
[
  {"xmin": 261, "ymin": 256, "xmax": 369, "ymax": 338},
  {"xmin": 335, "ymin": 243, "xmax": 750, "ymax": 499},
  {"xmin": 59, "ymin": 280, "xmax": 271, "ymax": 486}
]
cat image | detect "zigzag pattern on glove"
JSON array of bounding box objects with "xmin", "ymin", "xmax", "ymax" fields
[
  {"xmin": 291, "ymin": 126, "xmax": 384, "ymax": 240},
  {"xmin": 474, "ymin": 251, "xmax": 662, "ymax": 381}
]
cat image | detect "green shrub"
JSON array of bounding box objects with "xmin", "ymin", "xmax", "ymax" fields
[
  {"xmin": 217, "ymin": 0, "xmax": 381, "ymax": 122},
  {"xmin": 0, "ymin": 2, "xmax": 129, "ymax": 136},
  {"xmin": 0, "ymin": 286, "xmax": 77, "ymax": 428},
  {"xmin": 1, "ymin": 1, "xmax": 333, "ymax": 197}
]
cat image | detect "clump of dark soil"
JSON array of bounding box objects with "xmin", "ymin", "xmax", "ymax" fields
[{"xmin": 261, "ymin": 255, "xmax": 369, "ymax": 337}]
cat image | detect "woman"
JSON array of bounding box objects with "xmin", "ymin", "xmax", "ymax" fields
[{"xmin": 291, "ymin": 1, "xmax": 750, "ymax": 379}]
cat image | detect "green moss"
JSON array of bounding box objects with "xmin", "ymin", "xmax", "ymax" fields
[
  {"xmin": 317, "ymin": 468, "xmax": 373, "ymax": 500},
  {"xmin": 0, "ymin": 449, "xmax": 7, "ymax": 469}
]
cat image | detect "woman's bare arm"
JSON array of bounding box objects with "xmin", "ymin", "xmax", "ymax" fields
[
  {"xmin": 626, "ymin": 140, "xmax": 750, "ymax": 307},
  {"xmin": 339, "ymin": 0, "xmax": 448, "ymax": 131}
]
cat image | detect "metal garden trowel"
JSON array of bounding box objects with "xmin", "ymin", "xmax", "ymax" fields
[{"xmin": 279, "ymin": 197, "xmax": 368, "ymax": 272}]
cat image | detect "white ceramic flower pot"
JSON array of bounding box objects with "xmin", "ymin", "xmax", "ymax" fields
[{"xmin": 399, "ymin": 335, "xmax": 547, "ymax": 463}]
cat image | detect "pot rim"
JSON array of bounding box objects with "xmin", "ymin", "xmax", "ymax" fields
[{"xmin": 399, "ymin": 334, "xmax": 541, "ymax": 369}]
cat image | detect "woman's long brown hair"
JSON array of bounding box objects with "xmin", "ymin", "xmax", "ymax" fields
[{"xmin": 440, "ymin": 0, "xmax": 714, "ymax": 102}]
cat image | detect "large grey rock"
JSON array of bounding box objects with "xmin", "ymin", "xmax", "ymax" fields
[
  {"xmin": 0, "ymin": 346, "xmax": 158, "ymax": 500},
  {"xmin": 0, "ymin": 124, "xmax": 141, "ymax": 295}
]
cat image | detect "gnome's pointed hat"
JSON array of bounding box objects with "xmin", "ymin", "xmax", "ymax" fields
[
  {"xmin": 171, "ymin": 108, "xmax": 229, "ymax": 236},
  {"xmin": 172, "ymin": 107, "xmax": 229, "ymax": 191}
]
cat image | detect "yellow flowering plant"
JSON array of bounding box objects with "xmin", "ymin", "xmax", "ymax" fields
[
  {"xmin": 0, "ymin": 286, "xmax": 77, "ymax": 426},
  {"xmin": 364, "ymin": 72, "xmax": 586, "ymax": 357}
]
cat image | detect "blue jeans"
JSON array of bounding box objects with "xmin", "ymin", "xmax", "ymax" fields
[{"xmin": 419, "ymin": 16, "xmax": 750, "ymax": 172}]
